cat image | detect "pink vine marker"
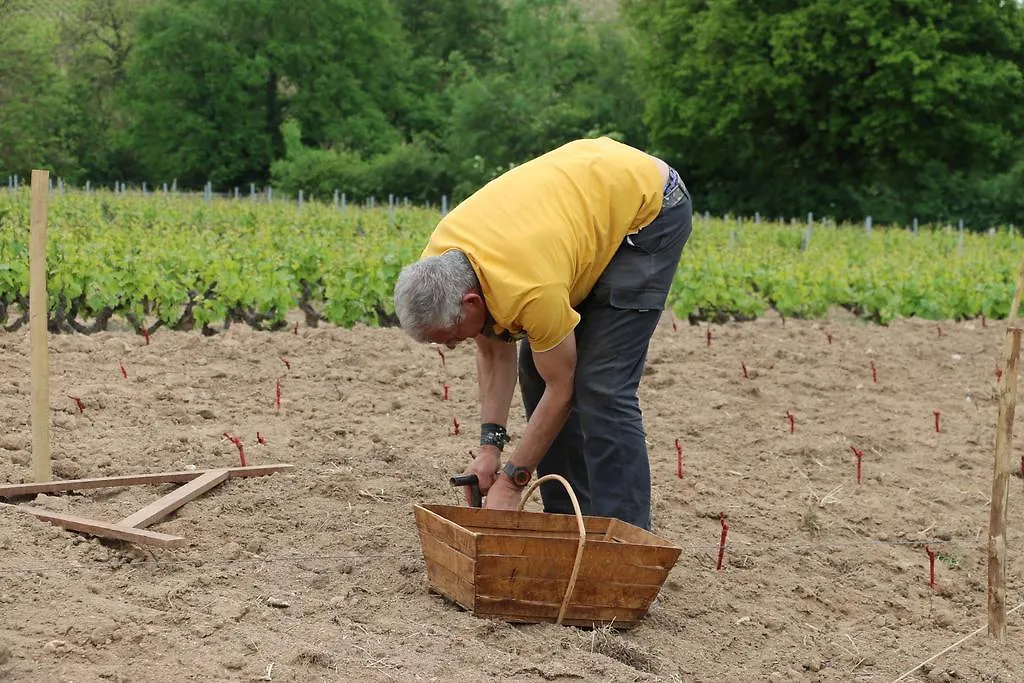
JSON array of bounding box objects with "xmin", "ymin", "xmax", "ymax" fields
[
  {"xmin": 925, "ymin": 546, "xmax": 936, "ymax": 589},
  {"xmin": 850, "ymin": 446, "xmax": 864, "ymax": 484},
  {"xmin": 716, "ymin": 514, "xmax": 729, "ymax": 571}
]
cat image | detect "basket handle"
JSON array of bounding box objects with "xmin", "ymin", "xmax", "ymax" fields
[{"xmin": 517, "ymin": 474, "xmax": 586, "ymax": 625}]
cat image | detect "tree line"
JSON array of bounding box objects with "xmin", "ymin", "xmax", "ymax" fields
[{"xmin": 1, "ymin": 0, "xmax": 1022, "ymax": 227}]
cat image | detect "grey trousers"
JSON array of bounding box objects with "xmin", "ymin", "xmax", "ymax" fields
[{"xmin": 518, "ymin": 175, "xmax": 693, "ymax": 530}]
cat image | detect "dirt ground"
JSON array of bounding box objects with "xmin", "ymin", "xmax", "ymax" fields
[{"xmin": 1, "ymin": 310, "xmax": 1022, "ymax": 682}]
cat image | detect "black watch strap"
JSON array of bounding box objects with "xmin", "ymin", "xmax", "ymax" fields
[{"xmin": 480, "ymin": 423, "xmax": 511, "ymax": 451}]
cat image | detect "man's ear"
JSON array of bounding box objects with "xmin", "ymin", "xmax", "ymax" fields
[{"xmin": 462, "ymin": 291, "xmax": 484, "ymax": 310}]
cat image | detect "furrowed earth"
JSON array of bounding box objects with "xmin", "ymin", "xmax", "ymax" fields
[{"xmin": 0, "ymin": 310, "xmax": 1022, "ymax": 682}]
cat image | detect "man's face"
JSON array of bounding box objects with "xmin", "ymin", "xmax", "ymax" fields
[{"xmin": 426, "ymin": 292, "xmax": 486, "ymax": 349}]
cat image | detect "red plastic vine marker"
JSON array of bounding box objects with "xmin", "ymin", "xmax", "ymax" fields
[
  {"xmin": 786, "ymin": 411, "xmax": 795, "ymax": 434},
  {"xmin": 706, "ymin": 328, "xmax": 712, "ymax": 347},
  {"xmin": 224, "ymin": 433, "xmax": 246, "ymax": 466},
  {"xmin": 275, "ymin": 378, "xmax": 282, "ymax": 410},
  {"xmin": 716, "ymin": 513, "xmax": 729, "ymax": 571},
  {"xmin": 741, "ymin": 361, "xmax": 748, "ymax": 379},
  {"xmin": 452, "ymin": 416, "xmax": 461, "ymax": 436},
  {"xmin": 996, "ymin": 366, "xmax": 1003, "ymax": 383},
  {"xmin": 280, "ymin": 356, "xmax": 291, "ymax": 370},
  {"xmin": 927, "ymin": 547, "xmax": 937, "ymax": 588},
  {"xmin": 850, "ymin": 446, "xmax": 864, "ymax": 484},
  {"xmin": 870, "ymin": 360, "xmax": 877, "ymax": 383},
  {"xmin": 933, "ymin": 410, "xmax": 941, "ymax": 433},
  {"xmin": 256, "ymin": 432, "xmax": 266, "ymax": 445},
  {"xmin": 69, "ymin": 396, "xmax": 84, "ymax": 413},
  {"xmin": 141, "ymin": 327, "xmax": 150, "ymax": 345},
  {"xmin": 119, "ymin": 361, "xmax": 128, "ymax": 379},
  {"xmin": 443, "ymin": 383, "xmax": 449, "ymax": 401},
  {"xmin": 675, "ymin": 439, "xmax": 683, "ymax": 479}
]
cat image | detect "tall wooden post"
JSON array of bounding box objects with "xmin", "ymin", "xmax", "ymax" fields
[
  {"xmin": 30, "ymin": 169, "xmax": 51, "ymax": 482},
  {"xmin": 989, "ymin": 327, "xmax": 1021, "ymax": 639},
  {"xmin": 988, "ymin": 250, "xmax": 1024, "ymax": 639}
]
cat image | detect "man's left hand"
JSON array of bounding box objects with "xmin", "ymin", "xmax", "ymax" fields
[{"xmin": 484, "ymin": 475, "xmax": 522, "ymax": 511}]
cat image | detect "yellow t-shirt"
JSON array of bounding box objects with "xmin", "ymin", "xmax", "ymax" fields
[{"xmin": 421, "ymin": 137, "xmax": 666, "ymax": 352}]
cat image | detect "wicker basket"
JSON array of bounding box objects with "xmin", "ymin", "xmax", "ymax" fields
[{"xmin": 413, "ymin": 474, "xmax": 682, "ymax": 628}]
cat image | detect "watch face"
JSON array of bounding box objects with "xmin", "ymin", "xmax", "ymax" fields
[{"xmin": 505, "ymin": 464, "xmax": 531, "ymax": 487}]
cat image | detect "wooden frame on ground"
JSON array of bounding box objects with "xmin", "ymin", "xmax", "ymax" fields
[{"xmin": 0, "ymin": 463, "xmax": 293, "ymax": 548}]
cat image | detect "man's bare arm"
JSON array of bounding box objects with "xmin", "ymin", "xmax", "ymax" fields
[
  {"xmin": 457, "ymin": 335, "xmax": 518, "ymax": 503},
  {"xmin": 483, "ymin": 333, "xmax": 576, "ymax": 511},
  {"xmin": 475, "ymin": 334, "xmax": 518, "ymax": 427},
  {"xmin": 502, "ymin": 333, "xmax": 576, "ymax": 472}
]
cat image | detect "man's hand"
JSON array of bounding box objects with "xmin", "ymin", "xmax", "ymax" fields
[
  {"xmin": 459, "ymin": 445, "xmax": 501, "ymax": 506},
  {"xmin": 484, "ymin": 475, "xmax": 523, "ymax": 511}
]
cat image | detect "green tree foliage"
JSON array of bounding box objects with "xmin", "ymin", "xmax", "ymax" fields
[
  {"xmin": 0, "ymin": 0, "xmax": 73, "ymax": 177},
  {"xmin": 272, "ymin": 0, "xmax": 644, "ymax": 202},
  {"xmin": 57, "ymin": 0, "xmax": 146, "ymax": 183},
  {"xmin": 622, "ymin": 0, "xmax": 1024, "ymax": 225},
  {"xmin": 391, "ymin": 0, "xmax": 507, "ymax": 71},
  {"xmin": 2, "ymin": 0, "xmax": 1021, "ymax": 229},
  {"xmin": 388, "ymin": 0, "xmax": 509, "ymax": 141},
  {"xmin": 126, "ymin": 0, "xmax": 413, "ymax": 188},
  {"xmin": 268, "ymin": 119, "xmax": 443, "ymax": 203},
  {"xmin": 442, "ymin": 0, "xmax": 649, "ymax": 198}
]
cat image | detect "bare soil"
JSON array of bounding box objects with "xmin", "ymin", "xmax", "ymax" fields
[{"xmin": 0, "ymin": 310, "xmax": 1022, "ymax": 682}]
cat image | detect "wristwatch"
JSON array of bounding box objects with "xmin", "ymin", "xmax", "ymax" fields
[{"xmin": 501, "ymin": 462, "xmax": 532, "ymax": 488}]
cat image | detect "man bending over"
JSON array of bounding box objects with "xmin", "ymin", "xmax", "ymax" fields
[{"xmin": 393, "ymin": 137, "xmax": 692, "ymax": 530}]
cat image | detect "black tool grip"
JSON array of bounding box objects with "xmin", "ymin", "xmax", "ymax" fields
[{"xmin": 450, "ymin": 474, "xmax": 482, "ymax": 508}]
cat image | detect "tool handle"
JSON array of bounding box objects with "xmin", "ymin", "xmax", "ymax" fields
[{"xmin": 449, "ymin": 474, "xmax": 482, "ymax": 508}]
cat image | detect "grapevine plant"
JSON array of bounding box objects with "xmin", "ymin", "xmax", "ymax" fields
[{"xmin": 0, "ymin": 189, "xmax": 1019, "ymax": 334}]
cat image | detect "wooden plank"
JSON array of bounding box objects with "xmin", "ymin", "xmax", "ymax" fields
[
  {"xmin": 413, "ymin": 505, "xmax": 477, "ymax": 557},
  {"xmin": 422, "ymin": 504, "xmax": 612, "ymax": 537},
  {"xmin": 418, "ymin": 525, "xmax": 476, "ymax": 609},
  {"xmin": 30, "ymin": 169, "xmax": 51, "ymax": 483},
  {"xmin": 418, "ymin": 530, "xmax": 475, "ymax": 581},
  {"xmin": 0, "ymin": 464, "xmax": 293, "ymax": 498},
  {"xmin": 477, "ymin": 552, "xmax": 671, "ymax": 586},
  {"xmin": 474, "ymin": 596, "xmax": 647, "ymax": 626},
  {"xmin": 477, "ymin": 533, "xmax": 680, "ymax": 572},
  {"xmin": 464, "ymin": 526, "xmax": 609, "ymax": 542},
  {"xmin": 604, "ymin": 518, "xmax": 682, "ymax": 548},
  {"xmin": 119, "ymin": 469, "xmax": 229, "ymax": 528},
  {"xmin": 989, "ymin": 326, "xmax": 1022, "ymax": 640},
  {"xmin": 475, "ymin": 575, "xmax": 660, "ymax": 611},
  {"xmin": 423, "ymin": 558, "xmax": 475, "ymax": 611},
  {"xmin": 500, "ymin": 614, "xmax": 642, "ymax": 629},
  {"xmin": 4, "ymin": 504, "xmax": 187, "ymax": 548}
]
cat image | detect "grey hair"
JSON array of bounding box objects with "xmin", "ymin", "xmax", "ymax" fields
[{"xmin": 393, "ymin": 249, "xmax": 480, "ymax": 343}]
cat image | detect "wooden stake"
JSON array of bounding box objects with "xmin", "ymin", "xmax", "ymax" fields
[
  {"xmin": 29, "ymin": 169, "xmax": 51, "ymax": 483},
  {"xmin": 3, "ymin": 504, "xmax": 187, "ymax": 548},
  {"xmin": 989, "ymin": 325, "xmax": 1022, "ymax": 640},
  {"xmin": 0, "ymin": 463, "xmax": 293, "ymax": 498},
  {"xmin": 119, "ymin": 469, "xmax": 229, "ymax": 528},
  {"xmin": 987, "ymin": 248, "xmax": 1024, "ymax": 640}
]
